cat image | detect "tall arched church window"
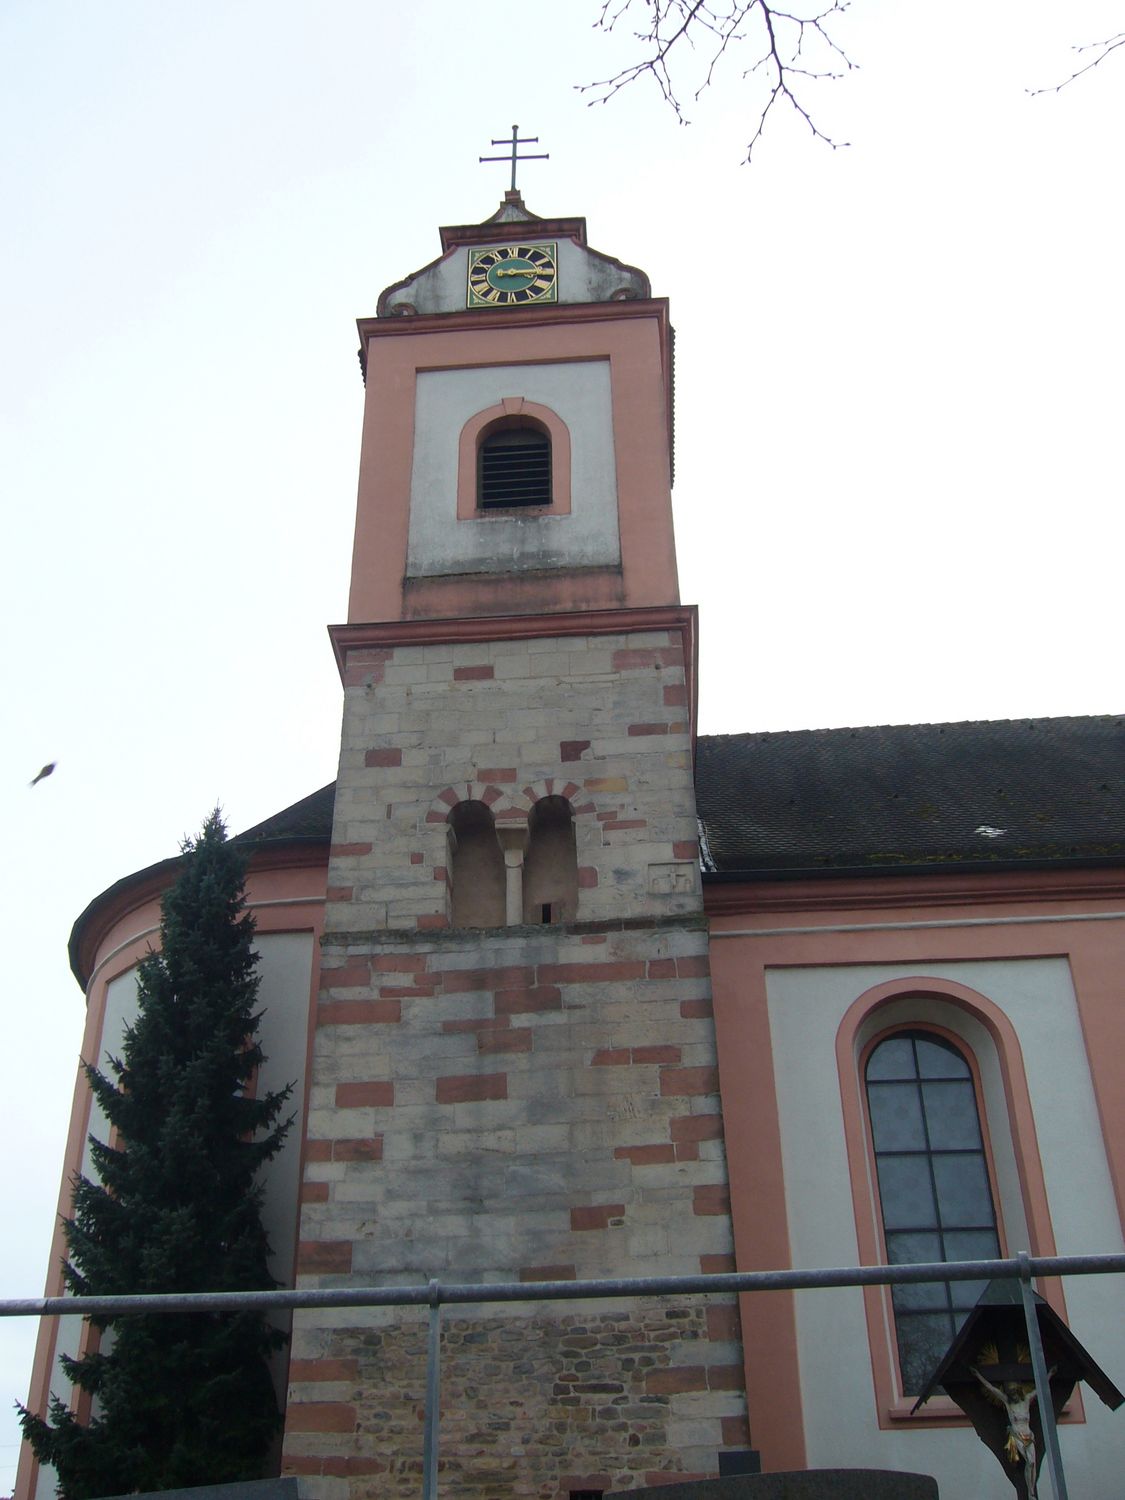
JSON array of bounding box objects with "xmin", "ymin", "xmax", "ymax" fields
[
  {"xmin": 864, "ymin": 1029, "xmax": 1002, "ymax": 1394},
  {"xmin": 478, "ymin": 419, "xmax": 552, "ymax": 509},
  {"xmin": 522, "ymin": 796, "xmax": 578, "ymax": 924},
  {"xmin": 448, "ymin": 801, "xmax": 506, "ymax": 928}
]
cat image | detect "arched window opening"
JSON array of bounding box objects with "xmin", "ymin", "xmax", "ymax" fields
[
  {"xmin": 478, "ymin": 419, "xmax": 552, "ymax": 510},
  {"xmin": 522, "ymin": 796, "xmax": 578, "ymax": 924},
  {"xmin": 865, "ymin": 1028, "xmax": 1002, "ymax": 1394},
  {"xmin": 448, "ymin": 801, "xmax": 505, "ymax": 928}
]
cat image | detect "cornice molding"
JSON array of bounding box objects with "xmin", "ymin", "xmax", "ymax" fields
[{"xmin": 704, "ymin": 864, "xmax": 1125, "ymax": 918}]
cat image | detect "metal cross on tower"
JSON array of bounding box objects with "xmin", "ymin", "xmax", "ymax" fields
[{"xmin": 479, "ymin": 125, "xmax": 548, "ymax": 193}]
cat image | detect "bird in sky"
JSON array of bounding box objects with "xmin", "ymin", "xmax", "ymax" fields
[{"xmin": 29, "ymin": 762, "xmax": 56, "ymax": 786}]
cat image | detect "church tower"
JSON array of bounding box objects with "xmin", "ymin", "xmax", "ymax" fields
[{"xmin": 283, "ymin": 191, "xmax": 748, "ymax": 1496}]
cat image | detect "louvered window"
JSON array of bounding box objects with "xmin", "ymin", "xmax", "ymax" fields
[{"xmin": 478, "ymin": 425, "xmax": 551, "ymax": 509}]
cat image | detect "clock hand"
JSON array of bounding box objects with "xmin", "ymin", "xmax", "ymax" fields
[{"xmin": 493, "ymin": 265, "xmax": 545, "ymax": 277}]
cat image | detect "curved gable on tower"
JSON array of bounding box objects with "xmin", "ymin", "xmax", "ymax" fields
[{"xmin": 376, "ymin": 194, "xmax": 650, "ymax": 317}]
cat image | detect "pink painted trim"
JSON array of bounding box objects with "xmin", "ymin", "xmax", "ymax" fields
[
  {"xmin": 835, "ymin": 977, "xmax": 1070, "ymax": 1429},
  {"xmin": 708, "ymin": 939, "xmax": 807, "ymax": 1472},
  {"xmin": 348, "ymin": 302, "xmax": 677, "ymax": 623},
  {"xmin": 456, "ymin": 398, "xmax": 571, "ymax": 520}
]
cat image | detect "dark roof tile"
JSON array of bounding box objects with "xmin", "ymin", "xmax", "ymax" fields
[{"xmin": 695, "ymin": 715, "xmax": 1125, "ymax": 875}]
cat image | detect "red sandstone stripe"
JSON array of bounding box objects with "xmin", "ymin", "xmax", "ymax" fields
[
  {"xmin": 570, "ymin": 1204, "xmax": 624, "ymax": 1231},
  {"xmin": 319, "ymin": 999, "xmax": 402, "ymax": 1025},
  {"xmin": 615, "ymin": 1144, "xmax": 676, "ymax": 1165},
  {"xmin": 680, "ymin": 998, "xmax": 712, "ymax": 1019},
  {"xmin": 632, "ymin": 1045, "xmax": 680, "ymax": 1065},
  {"xmin": 297, "ymin": 1241, "xmax": 352, "ymax": 1274},
  {"xmin": 453, "ymin": 664, "xmax": 494, "ymax": 680},
  {"xmin": 659, "ymin": 1066, "xmax": 719, "ymax": 1096},
  {"xmin": 441, "ymin": 965, "xmax": 536, "ymax": 993},
  {"xmin": 478, "ymin": 1028, "xmax": 532, "ymax": 1054},
  {"xmin": 693, "ymin": 1183, "xmax": 731, "ymax": 1215},
  {"xmin": 670, "ymin": 1113, "xmax": 724, "ymax": 1143},
  {"xmin": 707, "ymin": 1304, "xmax": 741, "ymax": 1341},
  {"xmin": 495, "ymin": 985, "xmax": 562, "ymax": 1014},
  {"xmin": 289, "ymin": 1358, "xmax": 359, "ymax": 1383},
  {"xmin": 285, "ymin": 1402, "xmax": 355, "ymax": 1432},
  {"xmin": 333, "ymin": 1137, "xmax": 383, "ymax": 1162},
  {"xmin": 435, "ymin": 1073, "xmax": 507, "ymax": 1104}
]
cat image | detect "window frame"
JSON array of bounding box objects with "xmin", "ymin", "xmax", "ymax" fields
[
  {"xmin": 860, "ymin": 1023, "xmax": 1007, "ymax": 1402},
  {"xmin": 834, "ymin": 978, "xmax": 1076, "ymax": 1429},
  {"xmin": 456, "ymin": 397, "xmax": 572, "ymax": 520}
]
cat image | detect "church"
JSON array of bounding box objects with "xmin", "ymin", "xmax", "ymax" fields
[{"xmin": 17, "ymin": 191, "xmax": 1125, "ymax": 1500}]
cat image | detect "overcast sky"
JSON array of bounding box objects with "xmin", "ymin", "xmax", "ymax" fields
[{"xmin": 1, "ymin": 1, "xmax": 1122, "ymax": 1489}]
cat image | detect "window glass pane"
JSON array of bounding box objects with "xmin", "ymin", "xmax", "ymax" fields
[
  {"xmin": 944, "ymin": 1229, "xmax": 1002, "ymax": 1263},
  {"xmin": 892, "ymin": 1279, "xmax": 948, "ymax": 1311},
  {"xmin": 866, "ymin": 1037, "xmax": 917, "ymax": 1080},
  {"xmin": 875, "ymin": 1156, "xmax": 937, "ymax": 1230},
  {"xmin": 896, "ymin": 1312, "xmax": 956, "ymax": 1394},
  {"xmin": 950, "ymin": 1280, "xmax": 992, "ymax": 1313},
  {"xmin": 944, "ymin": 1229, "xmax": 1002, "ymax": 1309},
  {"xmin": 915, "ymin": 1035, "xmax": 970, "ymax": 1079},
  {"xmin": 922, "ymin": 1080, "xmax": 982, "ymax": 1149},
  {"xmin": 884, "ymin": 1231, "xmax": 942, "ymax": 1265},
  {"xmin": 867, "ymin": 1082, "xmax": 926, "ymax": 1150},
  {"xmin": 932, "ymin": 1153, "xmax": 995, "ymax": 1228}
]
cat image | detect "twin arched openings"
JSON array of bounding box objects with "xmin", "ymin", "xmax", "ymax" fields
[{"xmin": 448, "ymin": 795, "xmax": 578, "ymax": 929}]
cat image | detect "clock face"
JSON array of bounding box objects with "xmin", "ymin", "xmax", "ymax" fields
[{"xmin": 467, "ymin": 242, "xmax": 558, "ymax": 308}]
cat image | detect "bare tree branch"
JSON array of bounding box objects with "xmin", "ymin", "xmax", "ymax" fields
[
  {"xmin": 1029, "ymin": 30, "xmax": 1125, "ymax": 95},
  {"xmin": 580, "ymin": 0, "xmax": 857, "ymax": 162}
]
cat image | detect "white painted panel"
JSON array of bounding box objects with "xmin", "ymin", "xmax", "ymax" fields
[
  {"xmin": 766, "ymin": 957, "xmax": 1125, "ymax": 1498},
  {"xmin": 406, "ymin": 361, "xmax": 620, "ymax": 578}
]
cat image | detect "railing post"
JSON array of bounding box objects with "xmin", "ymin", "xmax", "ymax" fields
[
  {"xmin": 1017, "ymin": 1251, "xmax": 1068, "ymax": 1500},
  {"xmin": 422, "ymin": 1280, "xmax": 443, "ymax": 1500}
]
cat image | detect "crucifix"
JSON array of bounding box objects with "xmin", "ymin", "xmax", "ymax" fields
[{"xmin": 479, "ymin": 124, "xmax": 548, "ymax": 193}]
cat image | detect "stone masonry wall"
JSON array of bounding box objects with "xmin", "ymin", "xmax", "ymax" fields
[
  {"xmin": 326, "ymin": 626, "xmax": 701, "ymax": 930},
  {"xmin": 285, "ymin": 1303, "xmax": 747, "ymax": 1500},
  {"xmin": 282, "ymin": 621, "xmax": 747, "ymax": 1497}
]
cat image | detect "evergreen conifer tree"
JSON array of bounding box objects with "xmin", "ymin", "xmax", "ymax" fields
[{"xmin": 20, "ymin": 812, "xmax": 294, "ymax": 1499}]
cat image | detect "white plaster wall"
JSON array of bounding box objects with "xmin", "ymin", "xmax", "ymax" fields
[
  {"xmin": 765, "ymin": 957, "xmax": 1125, "ymax": 1498},
  {"xmin": 406, "ymin": 361, "xmax": 620, "ymax": 578},
  {"xmin": 383, "ymin": 237, "xmax": 646, "ymax": 316}
]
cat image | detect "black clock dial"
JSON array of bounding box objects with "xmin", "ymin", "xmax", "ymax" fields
[{"xmin": 467, "ymin": 243, "xmax": 558, "ymax": 307}]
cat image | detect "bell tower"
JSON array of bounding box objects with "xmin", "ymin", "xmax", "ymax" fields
[
  {"xmin": 347, "ymin": 193, "xmax": 679, "ymax": 624},
  {"xmin": 284, "ymin": 195, "xmax": 747, "ymax": 1497}
]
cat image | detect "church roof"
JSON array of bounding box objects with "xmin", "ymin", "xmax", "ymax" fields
[
  {"xmin": 68, "ymin": 716, "xmax": 1125, "ymax": 985},
  {"xmin": 234, "ymin": 715, "xmax": 1125, "ymax": 875},
  {"xmin": 697, "ymin": 714, "xmax": 1125, "ymax": 876}
]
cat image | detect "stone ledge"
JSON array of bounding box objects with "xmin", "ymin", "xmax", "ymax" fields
[{"xmin": 607, "ymin": 1475, "xmax": 938, "ymax": 1500}]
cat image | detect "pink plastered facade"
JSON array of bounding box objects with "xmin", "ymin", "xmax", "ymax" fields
[{"xmin": 707, "ymin": 867, "xmax": 1125, "ymax": 1481}]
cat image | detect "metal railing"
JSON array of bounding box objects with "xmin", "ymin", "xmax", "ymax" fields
[{"xmin": 9, "ymin": 1250, "xmax": 1125, "ymax": 1500}]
